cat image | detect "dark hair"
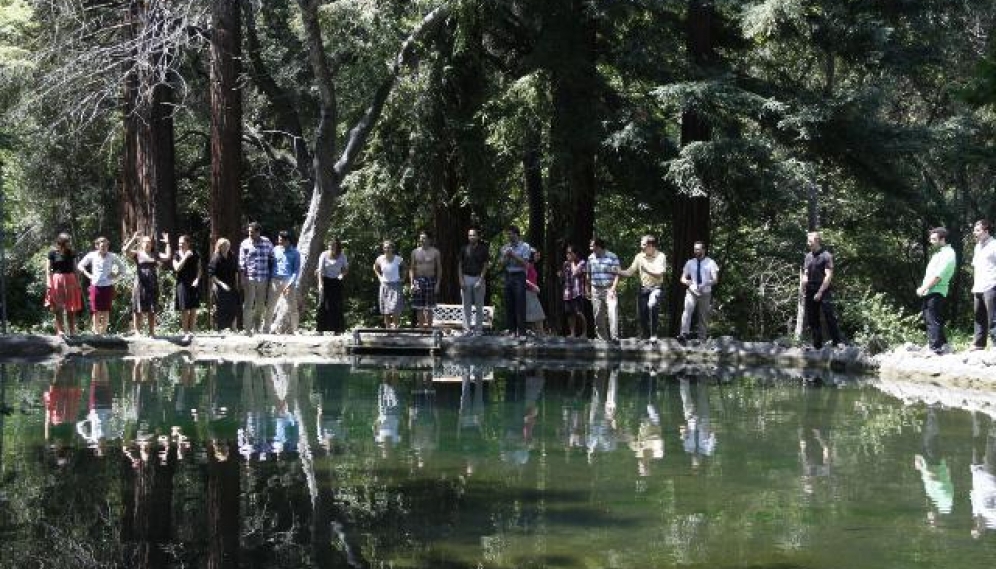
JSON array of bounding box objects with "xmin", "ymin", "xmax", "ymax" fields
[
  {"xmin": 930, "ymin": 227, "xmax": 949, "ymax": 241},
  {"xmin": 55, "ymin": 233, "xmax": 74, "ymax": 256},
  {"xmin": 693, "ymin": 241, "xmax": 705, "ymax": 249},
  {"xmin": 329, "ymin": 237, "xmax": 342, "ymax": 256},
  {"xmin": 278, "ymin": 230, "xmax": 294, "ymax": 245},
  {"xmin": 247, "ymin": 222, "xmax": 262, "ymax": 232},
  {"xmin": 976, "ymin": 219, "xmax": 993, "ymax": 233},
  {"xmin": 507, "ymin": 225, "xmax": 520, "ymax": 236},
  {"xmin": 591, "ymin": 237, "xmax": 606, "ymax": 249}
]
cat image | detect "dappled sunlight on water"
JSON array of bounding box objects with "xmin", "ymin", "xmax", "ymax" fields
[{"xmin": 1, "ymin": 358, "xmax": 995, "ymax": 568}]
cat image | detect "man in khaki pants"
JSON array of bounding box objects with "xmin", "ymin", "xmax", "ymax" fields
[{"xmin": 679, "ymin": 241, "xmax": 719, "ymax": 341}]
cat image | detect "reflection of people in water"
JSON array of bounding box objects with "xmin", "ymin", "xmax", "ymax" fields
[
  {"xmin": 500, "ymin": 367, "xmax": 544, "ymax": 466},
  {"xmin": 971, "ymin": 412, "xmax": 996, "ymax": 538},
  {"xmin": 914, "ymin": 405, "xmax": 953, "ymax": 522},
  {"xmin": 268, "ymin": 363, "xmax": 299, "ymax": 458},
  {"xmin": 679, "ymin": 374, "xmax": 716, "ymax": 468},
  {"xmin": 44, "ymin": 361, "xmax": 82, "ymax": 466},
  {"xmin": 587, "ymin": 368, "xmax": 619, "ymax": 462},
  {"xmin": 76, "ymin": 361, "xmax": 117, "ymax": 456},
  {"xmin": 798, "ymin": 374, "xmax": 837, "ymax": 495},
  {"xmin": 409, "ymin": 372, "xmax": 439, "ymax": 468},
  {"xmin": 374, "ymin": 369, "xmax": 402, "ymax": 454},
  {"xmin": 629, "ymin": 370, "xmax": 664, "ymax": 477},
  {"xmin": 560, "ymin": 369, "xmax": 588, "ymax": 452},
  {"xmin": 316, "ymin": 364, "xmax": 349, "ymax": 454},
  {"xmin": 458, "ymin": 365, "xmax": 488, "ymax": 475}
]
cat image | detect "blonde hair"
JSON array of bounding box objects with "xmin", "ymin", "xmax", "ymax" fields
[{"xmin": 214, "ymin": 237, "xmax": 231, "ymax": 254}]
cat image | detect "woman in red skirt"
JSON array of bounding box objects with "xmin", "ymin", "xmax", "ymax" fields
[{"xmin": 45, "ymin": 233, "xmax": 84, "ymax": 336}]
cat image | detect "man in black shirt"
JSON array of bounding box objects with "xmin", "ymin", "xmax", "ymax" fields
[
  {"xmin": 799, "ymin": 232, "xmax": 844, "ymax": 349},
  {"xmin": 458, "ymin": 228, "xmax": 490, "ymax": 335}
]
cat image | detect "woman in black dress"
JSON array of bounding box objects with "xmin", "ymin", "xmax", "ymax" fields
[
  {"xmin": 208, "ymin": 237, "xmax": 240, "ymax": 332},
  {"xmin": 172, "ymin": 234, "xmax": 202, "ymax": 336},
  {"xmin": 124, "ymin": 232, "xmax": 170, "ymax": 336}
]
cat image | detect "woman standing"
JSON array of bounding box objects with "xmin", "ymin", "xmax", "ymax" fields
[
  {"xmin": 208, "ymin": 237, "xmax": 240, "ymax": 332},
  {"xmin": 77, "ymin": 236, "xmax": 128, "ymax": 334},
  {"xmin": 525, "ymin": 249, "xmax": 547, "ymax": 335},
  {"xmin": 373, "ymin": 240, "xmax": 405, "ymax": 329},
  {"xmin": 316, "ymin": 237, "xmax": 349, "ymax": 334},
  {"xmin": 172, "ymin": 235, "xmax": 202, "ymax": 336},
  {"xmin": 561, "ymin": 245, "xmax": 588, "ymax": 338},
  {"xmin": 123, "ymin": 232, "xmax": 170, "ymax": 336},
  {"xmin": 45, "ymin": 233, "xmax": 84, "ymax": 336}
]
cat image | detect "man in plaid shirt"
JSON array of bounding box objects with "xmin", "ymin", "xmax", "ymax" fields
[{"xmin": 239, "ymin": 222, "xmax": 274, "ymax": 333}]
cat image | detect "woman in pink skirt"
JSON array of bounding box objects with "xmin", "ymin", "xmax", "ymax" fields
[{"xmin": 45, "ymin": 233, "xmax": 84, "ymax": 336}]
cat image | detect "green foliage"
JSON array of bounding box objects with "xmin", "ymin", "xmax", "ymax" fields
[{"xmin": 841, "ymin": 290, "xmax": 920, "ymax": 353}]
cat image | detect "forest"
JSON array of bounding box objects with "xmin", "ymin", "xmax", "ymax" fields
[{"xmin": 1, "ymin": 0, "xmax": 995, "ymax": 345}]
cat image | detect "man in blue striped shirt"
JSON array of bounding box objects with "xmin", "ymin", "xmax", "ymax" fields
[{"xmin": 587, "ymin": 238, "xmax": 620, "ymax": 341}]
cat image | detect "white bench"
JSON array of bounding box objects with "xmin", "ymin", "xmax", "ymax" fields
[{"xmin": 431, "ymin": 304, "xmax": 494, "ymax": 330}]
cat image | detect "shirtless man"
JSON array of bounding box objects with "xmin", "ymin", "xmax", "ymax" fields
[{"xmin": 410, "ymin": 231, "xmax": 443, "ymax": 328}]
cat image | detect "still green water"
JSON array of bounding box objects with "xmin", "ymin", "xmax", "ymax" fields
[{"xmin": 0, "ymin": 358, "xmax": 994, "ymax": 568}]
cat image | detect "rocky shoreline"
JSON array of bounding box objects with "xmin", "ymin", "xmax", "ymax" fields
[{"xmin": 3, "ymin": 332, "xmax": 996, "ymax": 388}]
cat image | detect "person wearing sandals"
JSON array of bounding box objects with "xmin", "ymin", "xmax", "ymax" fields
[
  {"xmin": 525, "ymin": 249, "xmax": 546, "ymax": 335},
  {"xmin": 45, "ymin": 233, "xmax": 84, "ymax": 336}
]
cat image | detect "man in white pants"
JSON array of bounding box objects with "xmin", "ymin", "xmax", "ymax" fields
[{"xmin": 679, "ymin": 241, "xmax": 719, "ymax": 341}]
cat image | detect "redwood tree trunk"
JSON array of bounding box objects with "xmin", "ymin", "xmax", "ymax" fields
[
  {"xmin": 546, "ymin": 0, "xmax": 598, "ymax": 334},
  {"xmin": 667, "ymin": 0, "xmax": 715, "ymax": 337},
  {"xmin": 121, "ymin": 1, "xmax": 177, "ymax": 240},
  {"xmin": 210, "ymin": 0, "xmax": 244, "ymax": 245}
]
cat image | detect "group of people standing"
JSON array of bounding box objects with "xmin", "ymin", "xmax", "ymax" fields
[
  {"xmin": 49, "ymin": 218, "xmax": 996, "ymax": 349},
  {"xmin": 495, "ymin": 225, "xmax": 720, "ymax": 342},
  {"xmin": 42, "ymin": 222, "xmax": 351, "ymax": 338},
  {"xmin": 45, "ymin": 232, "xmax": 202, "ymax": 337},
  {"xmin": 915, "ymin": 219, "xmax": 996, "ymax": 355}
]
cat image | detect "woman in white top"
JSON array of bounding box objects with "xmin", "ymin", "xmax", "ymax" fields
[
  {"xmin": 373, "ymin": 240, "xmax": 405, "ymax": 329},
  {"xmin": 316, "ymin": 237, "xmax": 349, "ymax": 333},
  {"xmin": 77, "ymin": 236, "xmax": 129, "ymax": 334}
]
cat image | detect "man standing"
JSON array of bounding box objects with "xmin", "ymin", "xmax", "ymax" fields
[
  {"xmin": 500, "ymin": 226, "xmax": 531, "ymax": 337},
  {"xmin": 800, "ymin": 232, "xmax": 844, "ymax": 349},
  {"xmin": 268, "ymin": 230, "xmax": 301, "ymax": 334},
  {"xmin": 239, "ymin": 222, "xmax": 274, "ymax": 334},
  {"xmin": 409, "ymin": 231, "xmax": 442, "ymax": 328},
  {"xmin": 917, "ymin": 227, "xmax": 957, "ymax": 355},
  {"xmin": 587, "ymin": 238, "xmax": 621, "ymax": 341},
  {"xmin": 971, "ymin": 219, "xmax": 996, "ymax": 351},
  {"xmin": 458, "ymin": 228, "xmax": 489, "ymax": 335},
  {"xmin": 617, "ymin": 235, "xmax": 666, "ymax": 341},
  {"xmin": 679, "ymin": 241, "xmax": 720, "ymax": 341}
]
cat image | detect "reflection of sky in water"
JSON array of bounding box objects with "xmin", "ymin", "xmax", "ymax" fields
[{"xmin": 5, "ymin": 358, "xmax": 996, "ymax": 567}]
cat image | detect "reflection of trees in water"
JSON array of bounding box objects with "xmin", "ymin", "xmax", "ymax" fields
[{"xmin": 13, "ymin": 359, "xmax": 996, "ymax": 567}]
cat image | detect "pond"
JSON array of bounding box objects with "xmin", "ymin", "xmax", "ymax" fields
[{"xmin": 0, "ymin": 357, "xmax": 994, "ymax": 568}]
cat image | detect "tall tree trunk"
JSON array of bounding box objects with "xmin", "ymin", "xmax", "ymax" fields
[
  {"xmin": 668, "ymin": 0, "xmax": 715, "ymax": 337},
  {"xmin": 546, "ymin": 0, "xmax": 598, "ymax": 335},
  {"xmin": 433, "ymin": 157, "xmax": 471, "ymax": 304},
  {"xmin": 210, "ymin": 0, "xmax": 244, "ymax": 245},
  {"xmin": 121, "ymin": 1, "xmax": 177, "ymax": 240}
]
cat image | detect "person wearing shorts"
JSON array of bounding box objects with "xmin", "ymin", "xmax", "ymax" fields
[{"xmin": 409, "ymin": 231, "xmax": 442, "ymax": 328}]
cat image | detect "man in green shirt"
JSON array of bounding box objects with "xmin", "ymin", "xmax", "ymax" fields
[{"xmin": 916, "ymin": 227, "xmax": 957, "ymax": 355}]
